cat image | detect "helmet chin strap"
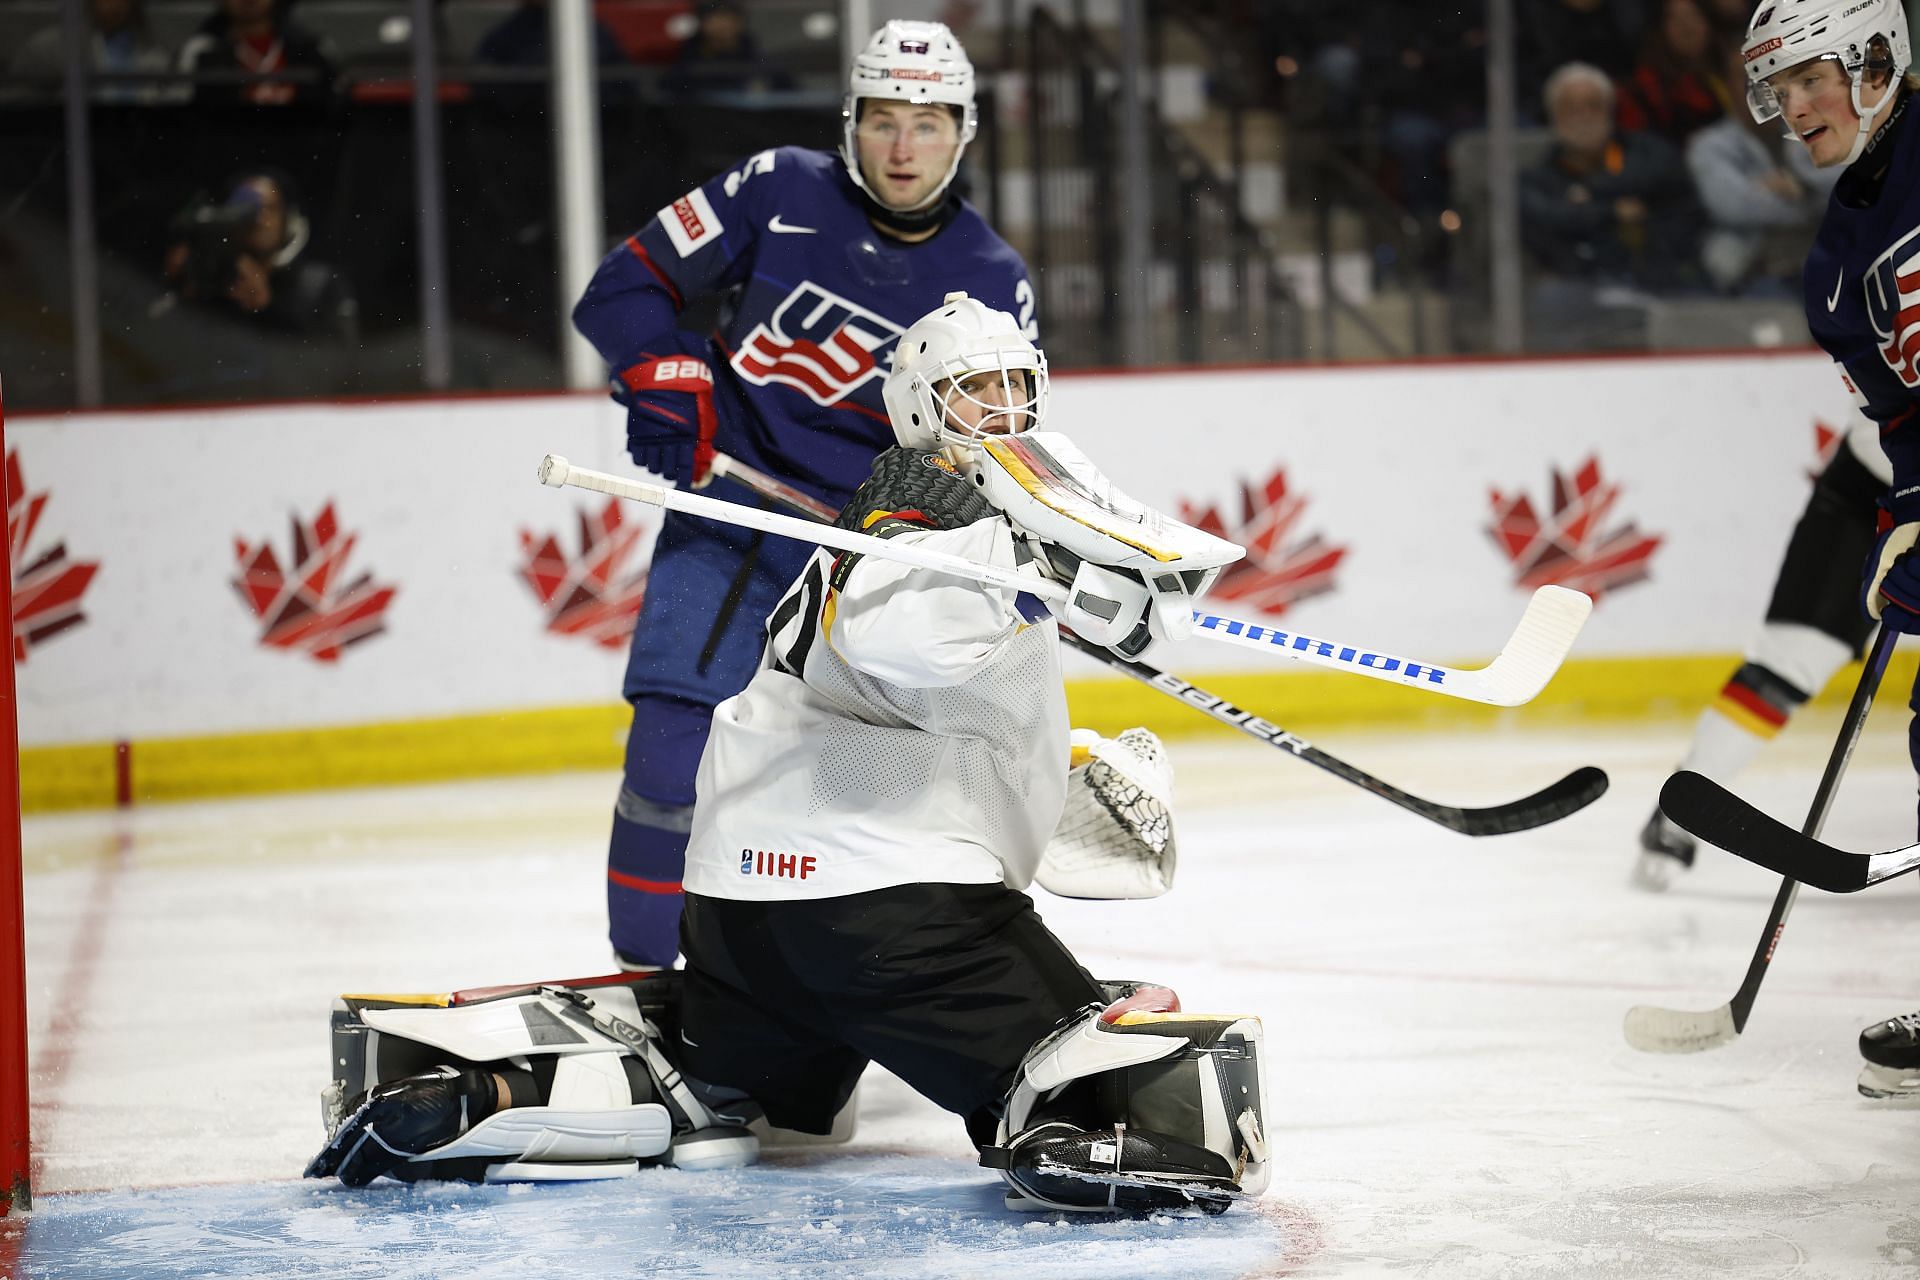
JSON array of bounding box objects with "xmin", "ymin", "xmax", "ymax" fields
[{"xmin": 1844, "ymin": 76, "xmax": 1904, "ymax": 165}]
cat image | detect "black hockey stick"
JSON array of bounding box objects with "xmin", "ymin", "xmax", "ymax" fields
[
  {"xmin": 1069, "ymin": 638, "xmax": 1607, "ymax": 834},
  {"xmin": 705, "ymin": 451, "xmax": 1608, "ymax": 836},
  {"xmin": 1656, "ymin": 770, "xmax": 1920, "ymax": 893},
  {"xmin": 1623, "ymin": 623, "xmax": 1899, "ymax": 1053}
]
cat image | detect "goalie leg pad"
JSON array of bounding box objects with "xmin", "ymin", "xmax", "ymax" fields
[
  {"xmin": 982, "ymin": 994, "xmax": 1269, "ymax": 1214},
  {"xmin": 317, "ymin": 974, "xmax": 759, "ymax": 1183}
]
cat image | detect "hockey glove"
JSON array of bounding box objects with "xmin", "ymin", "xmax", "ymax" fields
[
  {"xmin": 304, "ymin": 1065, "xmax": 499, "ymax": 1187},
  {"xmin": 1862, "ymin": 521, "xmax": 1920, "ymax": 633},
  {"xmin": 613, "ymin": 353, "xmax": 718, "ymax": 489},
  {"xmin": 1038, "ymin": 727, "xmax": 1178, "ymax": 899},
  {"xmin": 1022, "ymin": 541, "xmax": 1155, "ymax": 657}
]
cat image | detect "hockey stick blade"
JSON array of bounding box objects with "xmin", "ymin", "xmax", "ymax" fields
[
  {"xmin": 1080, "ymin": 639, "xmax": 1609, "ymax": 835},
  {"xmin": 1621, "ymin": 626, "xmax": 1900, "ymax": 1055},
  {"xmin": 1658, "ymin": 769, "xmax": 1920, "ymax": 893},
  {"xmin": 1621, "ymin": 1002, "xmax": 1739, "ymax": 1054},
  {"xmin": 1189, "ymin": 585, "xmax": 1591, "ymax": 707}
]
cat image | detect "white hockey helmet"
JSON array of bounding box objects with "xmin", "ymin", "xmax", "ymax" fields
[
  {"xmin": 1743, "ymin": 0, "xmax": 1910, "ymax": 163},
  {"xmin": 842, "ymin": 20, "xmax": 979, "ymax": 211},
  {"xmin": 884, "ymin": 292, "xmax": 1048, "ymax": 456}
]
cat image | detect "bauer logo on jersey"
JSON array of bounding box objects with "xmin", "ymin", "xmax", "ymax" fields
[
  {"xmin": 732, "ymin": 283, "xmax": 905, "ymax": 406},
  {"xmin": 1866, "ymin": 225, "xmax": 1920, "ymax": 387},
  {"xmin": 659, "ymin": 189, "xmax": 723, "ymax": 258}
]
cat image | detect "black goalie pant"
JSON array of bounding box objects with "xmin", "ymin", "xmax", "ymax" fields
[{"xmin": 678, "ymin": 882, "xmax": 1103, "ymax": 1139}]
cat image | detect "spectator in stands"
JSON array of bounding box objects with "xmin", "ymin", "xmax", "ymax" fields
[
  {"xmin": 161, "ymin": 170, "xmax": 358, "ymax": 344},
  {"xmin": 1615, "ymin": 0, "xmax": 1730, "ymax": 143},
  {"xmin": 176, "ymin": 0, "xmax": 336, "ymax": 106},
  {"xmin": 665, "ymin": 1, "xmax": 793, "ymax": 99},
  {"xmin": 1686, "ymin": 40, "xmax": 1839, "ymax": 294},
  {"xmin": 473, "ymin": 0, "xmax": 627, "ymax": 69},
  {"xmin": 1520, "ymin": 0, "xmax": 1647, "ymax": 101},
  {"xmin": 9, "ymin": 0, "xmax": 180, "ymax": 103},
  {"xmin": 1521, "ymin": 62, "xmax": 1702, "ymax": 290}
]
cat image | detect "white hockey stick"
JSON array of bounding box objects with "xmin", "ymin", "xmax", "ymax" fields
[
  {"xmin": 539, "ymin": 453, "xmax": 1064, "ymax": 600},
  {"xmin": 541, "ymin": 455, "xmax": 1588, "ymax": 706},
  {"xmin": 1186, "ymin": 587, "xmax": 1590, "ymax": 707}
]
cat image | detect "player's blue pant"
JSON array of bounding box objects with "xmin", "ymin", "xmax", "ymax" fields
[{"xmin": 608, "ymin": 502, "xmax": 817, "ymax": 967}]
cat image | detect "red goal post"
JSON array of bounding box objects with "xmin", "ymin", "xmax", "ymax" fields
[{"xmin": 1, "ymin": 380, "xmax": 29, "ymax": 1214}]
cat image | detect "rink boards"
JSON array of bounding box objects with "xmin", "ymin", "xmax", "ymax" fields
[{"xmin": 8, "ymin": 348, "xmax": 1895, "ymax": 810}]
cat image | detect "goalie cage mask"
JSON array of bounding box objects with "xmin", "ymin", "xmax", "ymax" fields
[
  {"xmin": 884, "ymin": 292, "xmax": 1048, "ymax": 460},
  {"xmin": 982, "ymin": 1000, "xmax": 1270, "ymax": 1215}
]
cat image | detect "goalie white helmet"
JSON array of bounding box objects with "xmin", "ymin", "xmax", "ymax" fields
[
  {"xmin": 842, "ymin": 20, "xmax": 979, "ymax": 211},
  {"xmin": 1743, "ymin": 0, "xmax": 1910, "ymax": 164},
  {"xmin": 884, "ymin": 291, "xmax": 1048, "ymax": 457}
]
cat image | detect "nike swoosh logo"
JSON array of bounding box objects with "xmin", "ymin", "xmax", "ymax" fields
[
  {"xmin": 680, "ymin": 1029, "xmax": 700, "ymax": 1047},
  {"xmin": 1829, "ymin": 271, "xmax": 1845, "ymax": 312},
  {"xmin": 768, "ymin": 215, "xmax": 816, "ymax": 235}
]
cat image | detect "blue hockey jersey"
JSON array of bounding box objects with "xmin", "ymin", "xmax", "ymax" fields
[
  {"xmin": 1804, "ymin": 94, "xmax": 1920, "ymax": 519},
  {"xmin": 574, "ymin": 147, "xmax": 1036, "ymax": 501}
]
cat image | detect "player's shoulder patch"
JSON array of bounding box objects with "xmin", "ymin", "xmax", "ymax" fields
[
  {"xmin": 834, "ymin": 448, "xmax": 997, "ymax": 534},
  {"xmin": 659, "ymin": 187, "xmax": 724, "ymax": 258}
]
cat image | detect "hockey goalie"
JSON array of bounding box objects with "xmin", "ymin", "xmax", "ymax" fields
[{"xmin": 307, "ymin": 294, "xmax": 1270, "ymax": 1214}]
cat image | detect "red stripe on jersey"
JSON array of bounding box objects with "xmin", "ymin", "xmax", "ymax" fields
[
  {"xmin": 624, "ymin": 237, "xmax": 684, "ymax": 311},
  {"xmin": 607, "ymin": 868, "xmax": 684, "ymax": 895}
]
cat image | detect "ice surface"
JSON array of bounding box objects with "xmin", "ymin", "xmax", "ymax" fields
[{"xmin": 15, "ymin": 711, "xmax": 1920, "ymax": 1277}]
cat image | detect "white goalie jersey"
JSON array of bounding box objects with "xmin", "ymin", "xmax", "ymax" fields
[{"xmin": 684, "ymin": 513, "xmax": 1071, "ymax": 901}]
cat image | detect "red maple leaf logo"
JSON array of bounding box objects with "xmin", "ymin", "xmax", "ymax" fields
[
  {"xmin": 1811, "ymin": 418, "xmax": 1843, "ymax": 478},
  {"xmin": 7, "ymin": 449, "xmax": 100, "ymax": 662},
  {"xmin": 1487, "ymin": 457, "xmax": 1662, "ymax": 600},
  {"xmin": 232, "ymin": 503, "xmax": 397, "ymax": 662},
  {"xmin": 518, "ymin": 499, "xmax": 650, "ymax": 648},
  {"xmin": 1178, "ymin": 469, "xmax": 1346, "ymax": 616}
]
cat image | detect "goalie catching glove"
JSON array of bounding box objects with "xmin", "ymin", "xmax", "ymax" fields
[{"xmin": 1038, "ymin": 727, "xmax": 1178, "ymax": 899}]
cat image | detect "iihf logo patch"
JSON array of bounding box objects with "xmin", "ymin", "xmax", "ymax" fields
[
  {"xmin": 732, "ymin": 283, "xmax": 905, "ymax": 406},
  {"xmin": 1866, "ymin": 224, "xmax": 1920, "ymax": 387}
]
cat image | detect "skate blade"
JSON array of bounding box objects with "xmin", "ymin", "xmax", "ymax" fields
[{"xmin": 1857, "ymin": 1064, "xmax": 1920, "ymax": 1101}]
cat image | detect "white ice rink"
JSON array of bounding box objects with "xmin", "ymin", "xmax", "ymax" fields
[{"xmin": 13, "ymin": 709, "xmax": 1920, "ymax": 1278}]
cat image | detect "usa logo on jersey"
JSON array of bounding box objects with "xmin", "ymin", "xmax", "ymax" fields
[
  {"xmin": 732, "ymin": 283, "xmax": 904, "ymax": 406},
  {"xmin": 1867, "ymin": 225, "xmax": 1920, "ymax": 388}
]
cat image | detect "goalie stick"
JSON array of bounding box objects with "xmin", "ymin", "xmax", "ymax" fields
[
  {"xmin": 1622, "ymin": 623, "xmax": 1899, "ymax": 1054},
  {"xmin": 541, "ymin": 454, "xmax": 1590, "ymax": 707},
  {"xmin": 699, "ymin": 451, "xmax": 1608, "ymax": 836}
]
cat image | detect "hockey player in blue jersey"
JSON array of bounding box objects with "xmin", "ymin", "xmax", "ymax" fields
[
  {"xmin": 570, "ymin": 20, "xmax": 1036, "ymax": 969},
  {"xmin": 1723, "ymin": 0, "xmax": 1920, "ymax": 1098}
]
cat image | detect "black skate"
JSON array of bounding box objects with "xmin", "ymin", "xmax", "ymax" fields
[
  {"xmin": 1858, "ymin": 1010, "xmax": 1920, "ymax": 1100},
  {"xmin": 1631, "ymin": 806, "xmax": 1696, "ymax": 892}
]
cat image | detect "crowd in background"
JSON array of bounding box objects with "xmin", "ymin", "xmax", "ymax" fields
[
  {"xmin": 0, "ymin": 0, "xmax": 1883, "ymax": 406},
  {"xmin": 1252, "ymin": 0, "xmax": 1841, "ymax": 323}
]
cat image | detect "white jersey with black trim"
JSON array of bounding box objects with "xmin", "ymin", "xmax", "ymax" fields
[{"xmin": 684, "ymin": 516, "xmax": 1070, "ymax": 901}]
